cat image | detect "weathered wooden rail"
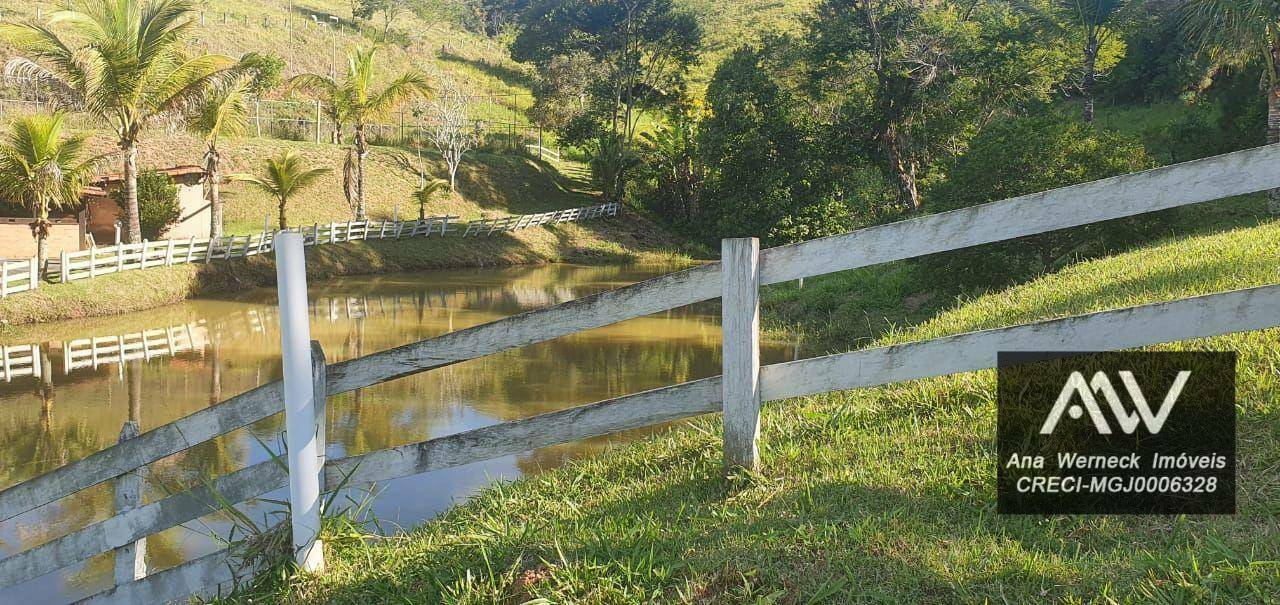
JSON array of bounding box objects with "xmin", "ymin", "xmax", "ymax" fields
[
  {"xmin": 2, "ymin": 145, "xmax": 1280, "ymax": 603},
  {"xmin": 29, "ymin": 202, "xmax": 621, "ymax": 290}
]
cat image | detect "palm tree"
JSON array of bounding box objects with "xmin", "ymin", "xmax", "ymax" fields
[
  {"xmin": 290, "ymin": 45, "xmax": 431, "ymax": 221},
  {"xmin": 1021, "ymin": 0, "xmax": 1130, "ymax": 123},
  {"xmin": 234, "ymin": 150, "xmax": 330, "ymax": 230},
  {"xmin": 188, "ymin": 61, "xmax": 260, "ymax": 240},
  {"xmin": 412, "ymin": 178, "xmax": 449, "ymax": 220},
  {"xmin": 0, "ymin": 113, "xmax": 99, "ymax": 275},
  {"xmin": 1, "ymin": 0, "xmax": 235, "ymax": 243},
  {"xmin": 1183, "ymin": 0, "xmax": 1280, "ymax": 211}
]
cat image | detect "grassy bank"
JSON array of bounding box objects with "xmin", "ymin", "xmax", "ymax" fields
[
  {"xmin": 225, "ymin": 218, "xmax": 1280, "ymax": 604},
  {"xmin": 0, "ymin": 216, "xmax": 696, "ymax": 329}
]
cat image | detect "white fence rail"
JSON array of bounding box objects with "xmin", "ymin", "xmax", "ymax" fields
[
  {"xmin": 38, "ymin": 202, "xmax": 620, "ymax": 288},
  {"xmin": 0, "ymin": 257, "xmax": 38, "ymax": 297},
  {"xmin": 2, "ymin": 145, "xmax": 1279, "ymax": 604}
]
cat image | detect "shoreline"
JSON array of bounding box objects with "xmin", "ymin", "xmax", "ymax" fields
[{"xmin": 0, "ymin": 220, "xmax": 701, "ymax": 333}]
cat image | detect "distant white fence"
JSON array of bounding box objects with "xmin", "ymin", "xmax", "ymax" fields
[
  {"xmin": 0, "ymin": 257, "xmax": 38, "ymax": 297},
  {"xmin": 13, "ymin": 146, "xmax": 1280, "ymax": 603},
  {"xmin": 36, "ymin": 202, "xmax": 620, "ymax": 288}
]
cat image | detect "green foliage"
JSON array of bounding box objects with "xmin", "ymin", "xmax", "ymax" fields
[
  {"xmin": 290, "ymin": 44, "xmax": 431, "ymax": 219},
  {"xmin": 234, "ymin": 150, "xmax": 331, "ymax": 229},
  {"xmin": 112, "ymin": 170, "xmax": 180, "ymax": 240},
  {"xmin": 930, "ymin": 111, "xmax": 1155, "ymax": 281},
  {"xmin": 412, "ymin": 178, "xmax": 449, "ymax": 220},
  {"xmin": 0, "ymin": 112, "xmax": 98, "ymax": 270},
  {"xmin": 0, "ymin": 112, "xmax": 94, "ymax": 219},
  {"xmin": 1102, "ymin": 4, "xmax": 1200, "ymax": 103},
  {"xmin": 0, "ymin": 0, "xmax": 237, "ymax": 242},
  {"xmin": 698, "ymin": 46, "xmax": 809, "ymax": 245},
  {"xmin": 634, "ymin": 109, "xmax": 702, "ymax": 223},
  {"xmin": 589, "ymin": 134, "xmax": 641, "ymax": 204},
  {"xmin": 241, "ymin": 52, "xmax": 285, "ymax": 95},
  {"xmin": 512, "ymin": 0, "xmax": 702, "ymax": 146},
  {"xmin": 804, "ymin": 0, "xmax": 1069, "ymax": 209}
]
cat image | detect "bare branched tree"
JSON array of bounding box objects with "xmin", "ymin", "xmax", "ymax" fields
[{"xmin": 428, "ymin": 82, "xmax": 479, "ymax": 190}]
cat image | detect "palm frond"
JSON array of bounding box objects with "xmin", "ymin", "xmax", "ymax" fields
[
  {"xmin": 365, "ymin": 70, "xmax": 432, "ymax": 119},
  {"xmin": 146, "ymin": 53, "xmax": 236, "ymax": 117}
]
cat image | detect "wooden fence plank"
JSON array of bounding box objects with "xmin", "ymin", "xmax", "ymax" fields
[
  {"xmin": 721, "ymin": 238, "xmax": 761, "ymax": 471},
  {"xmin": 111, "ymin": 422, "xmax": 146, "ymax": 585},
  {"xmin": 758, "ymin": 143, "xmax": 1280, "ymax": 286},
  {"xmin": 325, "ymin": 377, "xmax": 721, "ymax": 488},
  {"xmin": 759, "ymin": 283, "xmax": 1280, "ymax": 402},
  {"xmin": 71, "ymin": 549, "xmax": 256, "ymax": 605},
  {"xmin": 324, "ymin": 262, "xmax": 722, "ymax": 394},
  {"xmin": 0, "ymin": 460, "xmax": 285, "ymax": 589},
  {"xmin": 0, "ymin": 381, "xmax": 284, "ymax": 523}
]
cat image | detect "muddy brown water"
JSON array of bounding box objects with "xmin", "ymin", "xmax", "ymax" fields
[{"xmin": 0, "ymin": 263, "xmax": 795, "ymax": 603}]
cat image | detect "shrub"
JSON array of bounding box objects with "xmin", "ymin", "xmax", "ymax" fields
[
  {"xmin": 928, "ymin": 111, "xmax": 1155, "ymax": 286},
  {"xmin": 112, "ymin": 170, "xmax": 180, "ymax": 240}
]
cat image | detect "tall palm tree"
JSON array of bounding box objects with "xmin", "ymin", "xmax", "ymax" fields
[
  {"xmin": 1, "ymin": 0, "xmax": 235, "ymax": 243},
  {"xmin": 1021, "ymin": 0, "xmax": 1130, "ymax": 123},
  {"xmin": 234, "ymin": 150, "xmax": 329, "ymax": 230},
  {"xmin": 412, "ymin": 178, "xmax": 449, "ymax": 220},
  {"xmin": 290, "ymin": 45, "xmax": 431, "ymax": 221},
  {"xmin": 1183, "ymin": 0, "xmax": 1280, "ymax": 211},
  {"xmin": 188, "ymin": 58, "xmax": 262, "ymax": 239},
  {"xmin": 0, "ymin": 113, "xmax": 99, "ymax": 275}
]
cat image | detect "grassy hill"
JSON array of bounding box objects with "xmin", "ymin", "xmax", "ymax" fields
[
  {"xmin": 223, "ymin": 216, "xmax": 1279, "ymax": 603},
  {"xmin": 677, "ymin": 0, "xmax": 816, "ymax": 89},
  {"xmin": 0, "ymin": 0, "xmax": 534, "ymax": 115},
  {"xmin": 79, "ymin": 132, "xmax": 595, "ymax": 233}
]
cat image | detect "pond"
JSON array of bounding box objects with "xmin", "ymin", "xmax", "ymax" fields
[{"xmin": 0, "ymin": 263, "xmax": 797, "ymax": 603}]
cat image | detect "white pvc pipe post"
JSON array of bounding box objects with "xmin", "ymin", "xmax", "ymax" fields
[{"xmin": 274, "ymin": 232, "xmax": 324, "ymax": 572}]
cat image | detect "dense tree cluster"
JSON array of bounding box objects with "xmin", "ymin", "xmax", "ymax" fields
[{"xmin": 486, "ymin": 0, "xmax": 1275, "ymax": 257}]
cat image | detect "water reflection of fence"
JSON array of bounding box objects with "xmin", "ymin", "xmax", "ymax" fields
[
  {"xmin": 62, "ymin": 322, "xmax": 209, "ymax": 375},
  {"xmin": 0, "ymin": 345, "xmax": 41, "ymax": 383},
  {"xmin": 5, "ymin": 144, "xmax": 1280, "ymax": 604}
]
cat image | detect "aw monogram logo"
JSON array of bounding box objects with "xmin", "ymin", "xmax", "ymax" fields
[
  {"xmin": 997, "ymin": 351, "xmax": 1236, "ymax": 515},
  {"xmin": 1038, "ymin": 370, "xmax": 1191, "ymax": 435}
]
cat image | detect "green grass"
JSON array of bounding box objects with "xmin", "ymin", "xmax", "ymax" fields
[
  {"xmin": 762, "ymin": 194, "xmax": 1275, "ymax": 354},
  {"xmin": 216, "ymin": 216, "xmax": 1280, "ymax": 603},
  {"xmin": 0, "ymin": 0, "xmax": 534, "ymax": 110}
]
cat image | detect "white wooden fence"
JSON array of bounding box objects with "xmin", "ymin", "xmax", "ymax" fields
[
  {"xmin": 39, "ymin": 202, "xmax": 620, "ymax": 288},
  {"xmin": 0, "ymin": 257, "xmax": 38, "ymax": 297},
  {"xmin": 2, "ymin": 145, "xmax": 1280, "ymax": 603}
]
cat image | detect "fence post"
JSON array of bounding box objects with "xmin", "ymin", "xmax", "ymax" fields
[
  {"xmin": 60, "ymin": 250, "xmax": 69, "ymax": 283},
  {"xmin": 275, "ymin": 232, "xmax": 324, "ymax": 572},
  {"xmin": 315, "ymin": 100, "xmax": 322, "ymax": 144},
  {"xmin": 311, "ymin": 341, "xmax": 327, "ymax": 475},
  {"xmin": 721, "ymin": 237, "xmax": 761, "ymax": 472},
  {"xmin": 113, "ymin": 421, "xmax": 147, "ymax": 584},
  {"xmin": 29, "ymin": 256, "xmax": 38, "ymax": 288},
  {"xmin": 0, "ymin": 264, "xmax": 8, "ymax": 298}
]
